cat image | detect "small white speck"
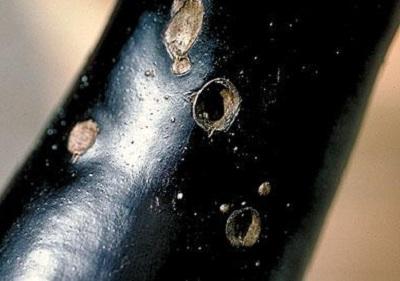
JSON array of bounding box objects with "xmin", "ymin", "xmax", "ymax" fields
[
  {"xmin": 219, "ymin": 203, "xmax": 230, "ymax": 214},
  {"xmin": 144, "ymin": 70, "xmax": 155, "ymax": 77},
  {"xmin": 177, "ymin": 193, "xmax": 183, "ymax": 200}
]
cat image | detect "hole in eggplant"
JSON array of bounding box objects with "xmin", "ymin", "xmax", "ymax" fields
[
  {"xmin": 225, "ymin": 207, "xmax": 261, "ymax": 248},
  {"xmin": 193, "ymin": 78, "xmax": 241, "ymax": 136}
]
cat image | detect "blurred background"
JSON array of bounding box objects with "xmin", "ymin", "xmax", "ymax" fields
[{"xmin": 0, "ymin": 1, "xmax": 398, "ymax": 280}]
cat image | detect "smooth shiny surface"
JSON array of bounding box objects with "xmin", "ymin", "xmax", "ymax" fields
[
  {"xmin": 0, "ymin": 2, "xmax": 216, "ymax": 280},
  {"xmin": 0, "ymin": 0, "xmax": 399, "ymax": 280}
]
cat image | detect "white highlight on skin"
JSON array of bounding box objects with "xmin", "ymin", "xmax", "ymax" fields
[{"xmin": 17, "ymin": 249, "xmax": 58, "ymax": 281}]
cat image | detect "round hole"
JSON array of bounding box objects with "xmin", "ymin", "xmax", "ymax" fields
[
  {"xmin": 225, "ymin": 207, "xmax": 261, "ymax": 248},
  {"xmin": 192, "ymin": 78, "xmax": 241, "ymax": 135}
]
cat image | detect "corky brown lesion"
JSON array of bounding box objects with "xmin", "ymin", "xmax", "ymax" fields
[
  {"xmin": 164, "ymin": 0, "xmax": 205, "ymax": 76},
  {"xmin": 67, "ymin": 120, "xmax": 99, "ymax": 163}
]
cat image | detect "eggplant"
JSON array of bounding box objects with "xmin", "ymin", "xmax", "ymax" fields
[{"xmin": 0, "ymin": 0, "xmax": 399, "ymax": 280}]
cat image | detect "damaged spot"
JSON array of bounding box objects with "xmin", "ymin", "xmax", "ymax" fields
[
  {"xmin": 67, "ymin": 120, "xmax": 99, "ymax": 163},
  {"xmin": 171, "ymin": 0, "xmax": 186, "ymax": 15},
  {"xmin": 164, "ymin": 0, "xmax": 204, "ymax": 76},
  {"xmin": 193, "ymin": 78, "xmax": 241, "ymax": 136},
  {"xmin": 258, "ymin": 181, "xmax": 271, "ymax": 197},
  {"xmin": 225, "ymin": 207, "xmax": 261, "ymax": 248}
]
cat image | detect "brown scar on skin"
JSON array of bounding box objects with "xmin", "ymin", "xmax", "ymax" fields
[
  {"xmin": 164, "ymin": 0, "xmax": 205, "ymax": 76},
  {"xmin": 192, "ymin": 78, "xmax": 241, "ymax": 137},
  {"xmin": 171, "ymin": 0, "xmax": 186, "ymax": 16},
  {"xmin": 258, "ymin": 181, "xmax": 272, "ymax": 197},
  {"xmin": 67, "ymin": 119, "xmax": 99, "ymax": 163}
]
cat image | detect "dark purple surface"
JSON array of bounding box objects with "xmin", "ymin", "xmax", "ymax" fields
[{"xmin": 0, "ymin": 0, "xmax": 399, "ymax": 280}]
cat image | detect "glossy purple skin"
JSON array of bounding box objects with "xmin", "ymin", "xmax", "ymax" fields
[{"xmin": 0, "ymin": 0, "xmax": 399, "ymax": 280}]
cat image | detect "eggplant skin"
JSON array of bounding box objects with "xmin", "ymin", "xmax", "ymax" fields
[{"xmin": 0, "ymin": 0, "xmax": 399, "ymax": 281}]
